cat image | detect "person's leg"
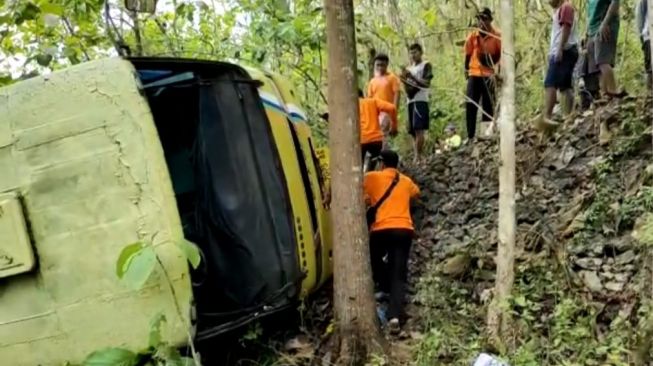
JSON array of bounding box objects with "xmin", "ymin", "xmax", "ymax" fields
[
  {"xmin": 560, "ymin": 48, "xmax": 579, "ymax": 116},
  {"xmin": 386, "ymin": 230, "xmax": 413, "ymax": 325},
  {"xmin": 413, "ymin": 101, "xmax": 429, "ymax": 161},
  {"xmin": 594, "ymin": 33, "xmax": 620, "ymax": 96},
  {"xmin": 543, "ymin": 56, "xmax": 559, "ymax": 120},
  {"xmin": 367, "ymin": 141, "xmax": 383, "ymax": 171},
  {"xmin": 465, "ymin": 77, "xmax": 482, "ymax": 140},
  {"xmin": 361, "ymin": 143, "xmax": 370, "ymax": 172},
  {"xmin": 480, "ymin": 77, "xmax": 495, "ymax": 135},
  {"xmin": 407, "ymin": 102, "xmax": 416, "ymax": 144},
  {"xmin": 369, "ymin": 231, "xmax": 389, "ymax": 293}
]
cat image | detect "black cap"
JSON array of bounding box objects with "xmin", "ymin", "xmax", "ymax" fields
[
  {"xmin": 377, "ymin": 150, "xmax": 399, "ymax": 168},
  {"xmin": 477, "ymin": 7, "xmax": 493, "ymax": 21}
]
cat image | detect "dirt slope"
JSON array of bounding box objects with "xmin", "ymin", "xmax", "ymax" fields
[{"xmin": 404, "ymin": 96, "xmax": 653, "ymax": 365}]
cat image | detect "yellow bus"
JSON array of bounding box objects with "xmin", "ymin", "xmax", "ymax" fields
[{"xmin": 0, "ymin": 57, "xmax": 332, "ymax": 365}]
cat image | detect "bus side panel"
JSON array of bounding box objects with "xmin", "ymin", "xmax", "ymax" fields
[
  {"xmin": 265, "ymin": 74, "xmax": 333, "ymax": 288},
  {"xmin": 0, "ymin": 58, "xmax": 191, "ymax": 366},
  {"xmin": 253, "ymin": 84, "xmax": 318, "ymax": 296}
]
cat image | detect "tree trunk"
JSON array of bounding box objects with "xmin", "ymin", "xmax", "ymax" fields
[
  {"xmin": 486, "ymin": 0, "xmax": 516, "ymax": 350},
  {"xmin": 634, "ymin": 4, "xmax": 653, "ymax": 364},
  {"xmin": 323, "ymin": 0, "xmax": 385, "ymax": 365}
]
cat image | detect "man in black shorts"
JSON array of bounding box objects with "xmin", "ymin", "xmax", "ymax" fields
[
  {"xmin": 543, "ymin": 0, "xmax": 579, "ymax": 123},
  {"xmin": 401, "ymin": 43, "xmax": 433, "ymax": 162}
]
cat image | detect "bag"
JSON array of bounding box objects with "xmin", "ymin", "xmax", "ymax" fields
[{"xmin": 366, "ymin": 173, "xmax": 400, "ymax": 228}]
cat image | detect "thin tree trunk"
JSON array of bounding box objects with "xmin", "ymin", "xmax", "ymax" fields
[
  {"xmin": 130, "ymin": 10, "xmax": 144, "ymax": 56},
  {"xmin": 486, "ymin": 0, "xmax": 516, "ymax": 349},
  {"xmin": 634, "ymin": 4, "xmax": 653, "ymax": 364},
  {"xmin": 323, "ymin": 0, "xmax": 385, "ymax": 364}
]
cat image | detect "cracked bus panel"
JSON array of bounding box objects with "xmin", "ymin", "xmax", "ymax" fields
[{"xmin": 0, "ymin": 57, "xmax": 332, "ymax": 365}]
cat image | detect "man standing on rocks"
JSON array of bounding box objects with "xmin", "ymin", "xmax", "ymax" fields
[
  {"xmin": 401, "ymin": 43, "xmax": 433, "ymax": 162},
  {"xmin": 463, "ymin": 7, "xmax": 501, "ymax": 143},
  {"xmin": 364, "ymin": 150, "xmax": 420, "ymax": 334},
  {"xmin": 636, "ymin": 0, "xmax": 652, "ymax": 89},
  {"xmin": 358, "ymin": 89, "xmax": 397, "ymax": 172},
  {"xmin": 586, "ymin": 0, "xmax": 627, "ymax": 100},
  {"xmin": 367, "ymin": 53, "xmax": 401, "ymax": 150},
  {"xmin": 543, "ymin": 0, "xmax": 579, "ymax": 124}
]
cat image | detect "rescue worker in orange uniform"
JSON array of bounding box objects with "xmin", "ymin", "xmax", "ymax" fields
[
  {"xmin": 363, "ymin": 150, "xmax": 420, "ymax": 333},
  {"xmin": 358, "ymin": 89, "xmax": 397, "ymax": 172},
  {"xmin": 464, "ymin": 7, "xmax": 501, "ymax": 142}
]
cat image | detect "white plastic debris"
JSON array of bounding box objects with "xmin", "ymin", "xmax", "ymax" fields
[{"xmin": 473, "ymin": 353, "xmax": 509, "ymax": 366}]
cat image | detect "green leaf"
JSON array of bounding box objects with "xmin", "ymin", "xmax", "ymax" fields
[
  {"xmin": 40, "ymin": 2, "xmax": 63, "ymax": 16},
  {"xmin": 177, "ymin": 240, "xmax": 201, "ymax": 269},
  {"xmin": 148, "ymin": 312, "xmax": 166, "ymax": 348},
  {"xmin": 121, "ymin": 245, "xmax": 156, "ymax": 290},
  {"xmin": 82, "ymin": 348, "xmax": 137, "ymax": 366},
  {"xmin": 423, "ymin": 9, "xmax": 437, "ymax": 27},
  {"xmin": 513, "ymin": 295, "xmax": 527, "ymax": 307},
  {"xmin": 20, "ymin": 2, "xmax": 41, "ymax": 21},
  {"xmin": 116, "ymin": 242, "xmax": 145, "ymax": 278},
  {"xmin": 35, "ymin": 53, "xmax": 52, "ymax": 66},
  {"xmin": 377, "ymin": 25, "xmax": 395, "ymax": 40}
]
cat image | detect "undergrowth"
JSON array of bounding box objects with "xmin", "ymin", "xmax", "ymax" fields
[{"xmin": 412, "ymin": 100, "xmax": 653, "ymax": 365}]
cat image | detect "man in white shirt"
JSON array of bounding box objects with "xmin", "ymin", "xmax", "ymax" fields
[
  {"xmin": 636, "ymin": 0, "xmax": 652, "ymax": 89},
  {"xmin": 400, "ymin": 43, "xmax": 433, "ymax": 162}
]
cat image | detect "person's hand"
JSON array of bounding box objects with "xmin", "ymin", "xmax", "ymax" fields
[
  {"xmin": 599, "ymin": 22, "xmax": 610, "ymax": 41},
  {"xmin": 464, "ymin": 70, "xmax": 469, "ymax": 80}
]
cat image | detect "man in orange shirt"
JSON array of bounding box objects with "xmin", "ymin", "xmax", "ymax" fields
[
  {"xmin": 359, "ymin": 90, "xmax": 397, "ymax": 171},
  {"xmin": 363, "ymin": 150, "xmax": 420, "ymax": 334},
  {"xmin": 367, "ymin": 53, "xmax": 401, "ymax": 149},
  {"xmin": 464, "ymin": 8, "xmax": 501, "ymax": 143}
]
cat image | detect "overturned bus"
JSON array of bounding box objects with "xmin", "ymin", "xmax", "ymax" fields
[{"xmin": 0, "ymin": 57, "xmax": 332, "ymax": 365}]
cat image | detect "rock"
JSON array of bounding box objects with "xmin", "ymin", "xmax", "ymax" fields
[
  {"xmin": 613, "ymin": 273, "xmax": 630, "ymax": 283},
  {"xmin": 606, "ymin": 236, "xmax": 633, "ymax": 253},
  {"xmin": 580, "ymin": 271, "xmax": 603, "ymax": 292},
  {"xmin": 410, "ymin": 331, "xmax": 425, "ymax": 340},
  {"xmin": 575, "ymin": 257, "xmax": 603, "ymax": 270},
  {"xmin": 623, "ymin": 264, "xmax": 636, "ymax": 272},
  {"xmin": 616, "ymin": 250, "xmax": 637, "ymax": 265},
  {"xmin": 605, "ymin": 281, "xmax": 625, "ymax": 292},
  {"xmin": 600, "ymin": 271, "xmax": 615, "ymax": 280},
  {"xmin": 441, "ymin": 253, "xmax": 471, "ymax": 276}
]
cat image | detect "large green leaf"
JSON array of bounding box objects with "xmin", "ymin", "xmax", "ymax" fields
[
  {"xmin": 177, "ymin": 240, "xmax": 201, "ymax": 269},
  {"xmin": 116, "ymin": 242, "xmax": 145, "ymax": 278},
  {"xmin": 122, "ymin": 245, "xmax": 156, "ymax": 290},
  {"xmin": 82, "ymin": 348, "xmax": 137, "ymax": 366}
]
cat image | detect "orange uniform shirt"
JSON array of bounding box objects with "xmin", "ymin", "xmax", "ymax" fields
[
  {"xmin": 364, "ymin": 168, "xmax": 420, "ymax": 233},
  {"xmin": 464, "ymin": 27, "xmax": 502, "ymax": 77},
  {"xmin": 366, "ymin": 73, "xmax": 401, "ymax": 105},
  {"xmin": 359, "ymin": 98, "xmax": 397, "ymax": 144}
]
